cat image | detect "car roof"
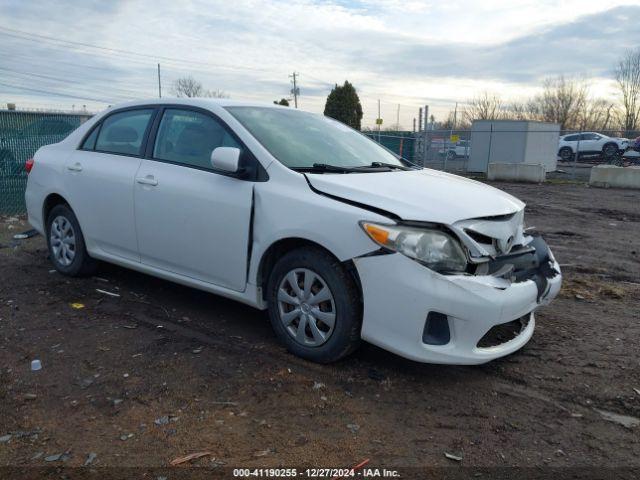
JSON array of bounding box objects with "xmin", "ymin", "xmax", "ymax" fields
[{"xmin": 104, "ymin": 98, "xmax": 284, "ymax": 111}]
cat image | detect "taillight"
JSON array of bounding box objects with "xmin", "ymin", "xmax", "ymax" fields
[{"xmin": 25, "ymin": 158, "xmax": 34, "ymax": 173}]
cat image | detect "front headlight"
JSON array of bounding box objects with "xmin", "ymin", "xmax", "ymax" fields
[{"xmin": 360, "ymin": 221, "xmax": 468, "ymax": 273}]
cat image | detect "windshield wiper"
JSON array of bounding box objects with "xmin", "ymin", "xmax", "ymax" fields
[
  {"xmin": 292, "ymin": 163, "xmax": 361, "ymax": 173},
  {"xmin": 293, "ymin": 162, "xmax": 413, "ymax": 173},
  {"xmin": 367, "ymin": 162, "xmax": 413, "ymax": 170}
]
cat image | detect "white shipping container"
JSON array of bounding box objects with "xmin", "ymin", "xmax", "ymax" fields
[{"xmin": 467, "ymin": 120, "xmax": 560, "ymax": 173}]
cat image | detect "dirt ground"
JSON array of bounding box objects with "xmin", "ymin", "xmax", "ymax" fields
[{"xmin": 0, "ymin": 181, "xmax": 639, "ymax": 478}]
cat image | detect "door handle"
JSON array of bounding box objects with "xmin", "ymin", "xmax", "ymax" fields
[
  {"xmin": 136, "ymin": 176, "xmax": 158, "ymax": 186},
  {"xmin": 67, "ymin": 162, "xmax": 82, "ymax": 172}
]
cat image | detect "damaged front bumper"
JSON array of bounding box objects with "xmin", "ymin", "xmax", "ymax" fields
[{"xmin": 353, "ymin": 237, "xmax": 561, "ymax": 365}]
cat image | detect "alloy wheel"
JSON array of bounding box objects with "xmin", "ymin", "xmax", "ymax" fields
[
  {"xmin": 50, "ymin": 215, "xmax": 76, "ymax": 266},
  {"xmin": 277, "ymin": 268, "xmax": 336, "ymax": 347}
]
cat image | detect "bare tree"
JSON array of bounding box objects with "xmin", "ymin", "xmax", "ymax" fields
[
  {"xmin": 463, "ymin": 92, "xmax": 503, "ymax": 123},
  {"xmin": 577, "ymin": 98, "xmax": 617, "ymax": 132},
  {"xmin": 524, "ymin": 76, "xmax": 587, "ymax": 130},
  {"xmin": 614, "ymin": 49, "xmax": 640, "ymax": 135},
  {"xmin": 173, "ymin": 76, "xmax": 204, "ymax": 98},
  {"xmin": 206, "ymin": 89, "xmax": 230, "ymax": 99},
  {"xmin": 503, "ymin": 100, "xmax": 538, "ymax": 121},
  {"xmin": 172, "ymin": 76, "xmax": 230, "ymax": 99}
]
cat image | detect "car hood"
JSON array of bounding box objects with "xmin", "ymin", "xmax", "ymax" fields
[{"xmin": 306, "ymin": 168, "xmax": 525, "ymax": 225}]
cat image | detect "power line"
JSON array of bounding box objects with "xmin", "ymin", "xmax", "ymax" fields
[
  {"xmin": 0, "ymin": 81, "xmax": 117, "ymax": 104},
  {"xmin": 0, "ymin": 26, "xmax": 275, "ymax": 74},
  {"xmin": 0, "ymin": 66, "xmax": 146, "ymax": 98}
]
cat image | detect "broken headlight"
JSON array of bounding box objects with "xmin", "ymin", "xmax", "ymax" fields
[{"xmin": 360, "ymin": 222, "xmax": 468, "ymax": 273}]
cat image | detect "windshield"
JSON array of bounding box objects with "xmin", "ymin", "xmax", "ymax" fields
[{"xmin": 225, "ymin": 106, "xmax": 407, "ymax": 170}]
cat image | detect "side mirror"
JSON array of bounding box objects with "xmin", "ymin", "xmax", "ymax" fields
[{"xmin": 211, "ymin": 147, "xmax": 241, "ymax": 174}]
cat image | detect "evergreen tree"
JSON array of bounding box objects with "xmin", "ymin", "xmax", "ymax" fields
[{"xmin": 323, "ymin": 81, "xmax": 363, "ymax": 130}]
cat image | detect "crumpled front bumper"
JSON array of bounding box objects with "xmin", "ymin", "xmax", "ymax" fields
[{"xmin": 352, "ymin": 241, "xmax": 562, "ymax": 365}]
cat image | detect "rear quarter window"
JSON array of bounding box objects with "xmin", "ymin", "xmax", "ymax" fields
[{"xmin": 94, "ymin": 109, "xmax": 154, "ymax": 156}]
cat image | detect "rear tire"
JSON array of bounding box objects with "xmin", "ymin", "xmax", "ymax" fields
[
  {"xmin": 558, "ymin": 147, "xmax": 573, "ymax": 162},
  {"xmin": 46, "ymin": 204, "xmax": 98, "ymax": 277},
  {"xmin": 266, "ymin": 247, "xmax": 361, "ymax": 363}
]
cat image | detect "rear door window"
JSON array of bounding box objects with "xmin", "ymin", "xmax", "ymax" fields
[{"xmin": 95, "ymin": 109, "xmax": 154, "ymax": 156}]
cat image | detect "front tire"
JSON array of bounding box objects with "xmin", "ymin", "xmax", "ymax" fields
[
  {"xmin": 266, "ymin": 247, "xmax": 362, "ymax": 363},
  {"xmin": 46, "ymin": 204, "xmax": 97, "ymax": 276},
  {"xmin": 602, "ymin": 142, "xmax": 618, "ymax": 158}
]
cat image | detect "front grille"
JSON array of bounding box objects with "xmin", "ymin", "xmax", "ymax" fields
[{"xmin": 477, "ymin": 315, "xmax": 530, "ymax": 348}]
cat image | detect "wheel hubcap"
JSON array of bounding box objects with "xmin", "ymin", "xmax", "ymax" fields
[
  {"xmin": 50, "ymin": 216, "xmax": 76, "ymax": 267},
  {"xmin": 277, "ymin": 268, "xmax": 336, "ymax": 347}
]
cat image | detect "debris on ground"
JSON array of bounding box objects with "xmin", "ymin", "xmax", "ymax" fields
[
  {"xmin": 96, "ymin": 288, "xmax": 120, "ymax": 298},
  {"xmin": 84, "ymin": 452, "xmax": 97, "ymax": 466},
  {"xmin": 155, "ymin": 416, "xmax": 170, "ymax": 426},
  {"xmin": 253, "ymin": 449, "xmax": 274, "ymax": 457},
  {"xmin": 312, "ymin": 381, "xmax": 325, "ymax": 390},
  {"xmin": 346, "ymin": 423, "xmax": 360, "ymax": 434},
  {"xmin": 44, "ymin": 453, "xmax": 62, "ymax": 462},
  {"xmin": 169, "ymin": 451, "xmax": 213, "ymax": 465},
  {"xmin": 444, "ymin": 452, "xmax": 463, "ymax": 462},
  {"xmin": 30, "ymin": 359, "xmax": 42, "ymax": 371},
  {"xmin": 70, "ymin": 303, "xmax": 85, "ymax": 309},
  {"xmin": 595, "ymin": 409, "xmax": 640, "ymax": 429},
  {"xmin": 0, "ymin": 434, "xmax": 12, "ymax": 443},
  {"xmin": 13, "ymin": 229, "xmax": 38, "ymax": 240}
]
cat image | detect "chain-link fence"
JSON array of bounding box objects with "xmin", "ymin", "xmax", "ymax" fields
[
  {"xmin": 0, "ymin": 110, "xmax": 92, "ymax": 214},
  {"xmin": 2, "ymin": 109, "xmax": 639, "ymax": 216},
  {"xmin": 369, "ymin": 126, "xmax": 640, "ymax": 182}
]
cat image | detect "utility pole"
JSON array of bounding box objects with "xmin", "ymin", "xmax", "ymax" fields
[
  {"xmin": 413, "ymin": 118, "xmax": 416, "ymax": 133},
  {"xmin": 396, "ymin": 104, "xmax": 400, "ymax": 130},
  {"xmin": 423, "ymin": 104, "xmax": 429, "ymax": 166},
  {"xmin": 377, "ymin": 99, "xmax": 381, "ymax": 142},
  {"xmin": 157, "ymin": 63, "xmax": 162, "ymax": 98},
  {"xmin": 453, "ymin": 102, "xmax": 458, "ymax": 130},
  {"xmin": 289, "ymin": 72, "xmax": 299, "ymax": 108}
]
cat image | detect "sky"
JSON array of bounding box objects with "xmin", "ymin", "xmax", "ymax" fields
[{"xmin": 0, "ymin": 0, "xmax": 638, "ymax": 128}]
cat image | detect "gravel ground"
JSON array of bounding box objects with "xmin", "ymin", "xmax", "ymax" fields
[{"xmin": 0, "ymin": 181, "xmax": 638, "ymax": 478}]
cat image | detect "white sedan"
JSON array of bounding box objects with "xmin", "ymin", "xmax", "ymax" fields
[
  {"xmin": 558, "ymin": 132, "xmax": 628, "ymax": 161},
  {"xmin": 25, "ymin": 99, "xmax": 561, "ymax": 365}
]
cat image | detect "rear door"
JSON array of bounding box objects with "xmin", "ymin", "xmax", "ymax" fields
[
  {"xmin": 133, "ymin": 107, "xmax": 254, "ymax": 291},
  {"xmin": 65, "ymin": 108, "xmax": 156, "ymax": 261}
]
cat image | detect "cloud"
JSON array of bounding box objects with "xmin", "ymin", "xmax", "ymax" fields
[
  {"xmin": 0, "ymin": 0, "xmax": 637, "ymax": 126},
  {"xmin": 339, "ymin": 5, "xmax": 640, "ymax": 84}
]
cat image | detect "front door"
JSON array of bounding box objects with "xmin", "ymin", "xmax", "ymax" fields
[{"xmin": 133, "ymin": 107, "xmax": 253, "ymax": 291}]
